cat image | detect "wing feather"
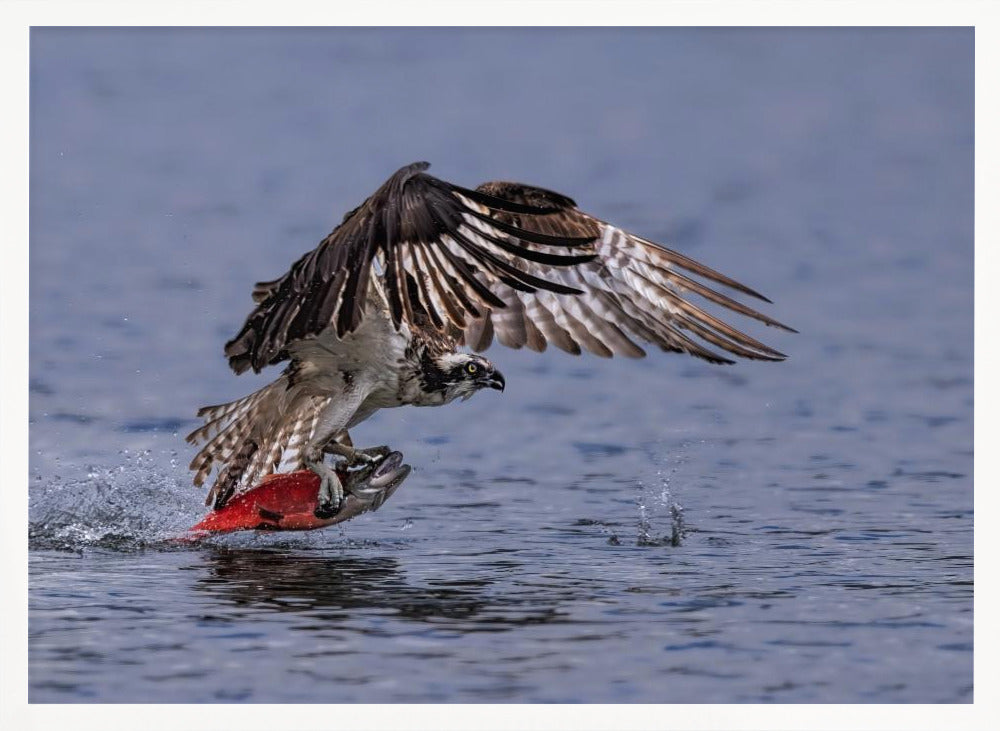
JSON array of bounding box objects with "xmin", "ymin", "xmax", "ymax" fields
[
  {"xmin": 224, "ymin": 163, "xmax": 791, "ymax": 374},
  {"xmin": 458, "ymin": 180, "xmax": 794, "ymax": 364},
  {"xmin": 492, "ymin": 293, "xmax": 528, "ymax": 349}
]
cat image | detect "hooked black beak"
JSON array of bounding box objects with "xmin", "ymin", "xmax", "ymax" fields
[{"xmin": 485, "ymin": 368, "xmax": 505, "ymax": 392}]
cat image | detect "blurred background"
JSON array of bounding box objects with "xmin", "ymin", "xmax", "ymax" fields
[{"xmin": 29, "ymin": 28, "xmax": 972, "ymax": 703}]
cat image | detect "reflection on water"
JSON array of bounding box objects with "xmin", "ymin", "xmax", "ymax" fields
[{"xmin": 193, "ymin": 548, "xmax": 567, "ymax": 629}]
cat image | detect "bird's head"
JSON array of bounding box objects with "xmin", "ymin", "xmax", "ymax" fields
[{"xmin": 424, "ymin": 352, "xmax": 505, "ymax": 403}]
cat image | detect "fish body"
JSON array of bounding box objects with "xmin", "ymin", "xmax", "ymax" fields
[{"xmin": 189, "ymin": 452, "xmax": 410, "ymax": 534}]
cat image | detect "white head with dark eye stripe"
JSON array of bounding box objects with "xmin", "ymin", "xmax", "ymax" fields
[{"xmin": 421, "ymin": 352, "xmax": 505, "ymax": 403}]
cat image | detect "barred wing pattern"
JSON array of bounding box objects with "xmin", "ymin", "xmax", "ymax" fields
[
  {"xmin": 225, "ymin": 162, "xmax": 597, "ymax": 374},
  {"xmin": 225, "ymin": 162, "xmax": 792, "ymax": 374},
  {"xmin": 459, "ymin": 181, "xmax": 795, "ymax": 363}
]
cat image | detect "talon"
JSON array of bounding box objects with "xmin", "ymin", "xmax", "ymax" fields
[
  {"xmin": 349, "ymin": 446, "xmax": 390, "ymax": 467},
  {"xmin": 322, "ymin": 440, "xmax": 392, "ymax": 469},
  {"xmin": 359, "ymin": 445, "xmax": 391, "ymax": 461},
  {"xmin": 308, "ymin": 459, "xmax": 345, "ymax": 519},
  {"xmin": 313, "ymin": 502, "xmax": 339, "ymax": 520}
]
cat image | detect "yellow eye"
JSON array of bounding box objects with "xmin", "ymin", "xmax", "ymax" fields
[{"xmin": 466, "ymin": 362, "xmax": 479, "ymax": 375}]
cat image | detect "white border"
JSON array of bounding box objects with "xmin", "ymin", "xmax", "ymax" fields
[{"xmin": 3, "ymin": 1, "xmax": 995, "ymax": 730}]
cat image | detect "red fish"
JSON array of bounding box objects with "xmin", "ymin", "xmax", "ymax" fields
[{"xmin": 189, "ymin": 451, "xmax": 410, "ymax": 534}]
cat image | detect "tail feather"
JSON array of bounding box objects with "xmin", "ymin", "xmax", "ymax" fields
[
  {"xmin": 186, "ymin": 396, "xmax": 259, "ymax": 446},
  {"xmin": 241, "ymin": 397, "xmax": 329, "ymax": 497},
  {"xmin": 186, "ymin": 377, "xmax": 328, "ymax": 507},
  {"xmin": 187, "ymin": 383, "xmax": 278, "ymax": 484}
]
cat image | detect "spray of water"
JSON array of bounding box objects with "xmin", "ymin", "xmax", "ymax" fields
[
  {"xmin": 29, "ymin": 449, "xmax": 210, "ymax": 551},
  {"xmin": 28, "ymin": 450, "xmax": 382, "ymax": 552},
  {"xmin": 635, "ymin": 443, "xmax": 689, "ymax": 547}
]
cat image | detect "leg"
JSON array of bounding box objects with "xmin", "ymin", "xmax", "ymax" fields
[
  {"xmin": 309, "ymin": 436, "xmax": 391, "ymax": 518},
  {"xmin": 304, "ymin": 399, "xmax": 368, "ymax": 517},
  {"xmin": 307, "ymin": 450, "xmax": 346, "ymax": 519},
  {"xmin": 311, "ymin": 449, "xmax": 409, "ymax": 521},
  {"xmin": 322, "ymin": 430, "xmax": 390, "ymax": 465},
  {"xmin": 357, "ymin": 444, "xmax": 391, "ymax": 460},
  {"xmin": 320, "ymin": 451, "xmax": 411, "ymax": 526},
  {"xmin": 325, "ymin": 428, "xmax": 353, "ymax": 449}
]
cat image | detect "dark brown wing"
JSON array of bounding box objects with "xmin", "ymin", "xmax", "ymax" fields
[
  {"xmin": 457, "ymin": 181, "xmax": 796, "ymax": 364},
  {"xmin": 224, "ymin": 162, "xmax": 794, "ymax": 375},
  {"xmin": 224, "ymin": 162, "xmax": 599, "ymax": 374}
]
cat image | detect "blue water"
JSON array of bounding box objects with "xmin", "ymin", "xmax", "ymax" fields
[{"xmin": 29, "ymin": 27, "xmax": 973, "ymax": 703}]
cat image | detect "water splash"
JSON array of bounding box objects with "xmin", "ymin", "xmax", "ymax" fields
[
  {"xmin": 29, "ymin": 449, "xmax": 204, "ymax": 551},
  {"xmin": 635, "ymin": 445, "xmax": 689, "ymax": 547},
  {"xmin": 28, "ymin": 451, "xmax": 375, "ymax": 552}
]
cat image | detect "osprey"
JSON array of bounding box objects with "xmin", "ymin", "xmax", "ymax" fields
[{"xmin": 188, "ymin": 162, "xmax": 793, "ymax": 517}]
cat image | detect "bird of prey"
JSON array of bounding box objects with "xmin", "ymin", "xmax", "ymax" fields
[{"xmin": 187, "ymin": 161, "xmax": 793, "ymax": 517}]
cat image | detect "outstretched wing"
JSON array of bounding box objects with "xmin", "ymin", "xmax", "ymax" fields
[
  {"xmin": 225, "ymin": 161, "xmax": 792, "ymax": 374},
  {"xmin": 458, "ymin": 181, "xmax": 796, "ymax": 364},
  {"xmin": 225, "ymin": 161, "xmax": 599, "ymax": 374}
]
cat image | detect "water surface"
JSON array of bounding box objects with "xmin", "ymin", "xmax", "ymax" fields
[{"xmin": 29, "ymin": 27, "xmax": 973, "ymax": 703}]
